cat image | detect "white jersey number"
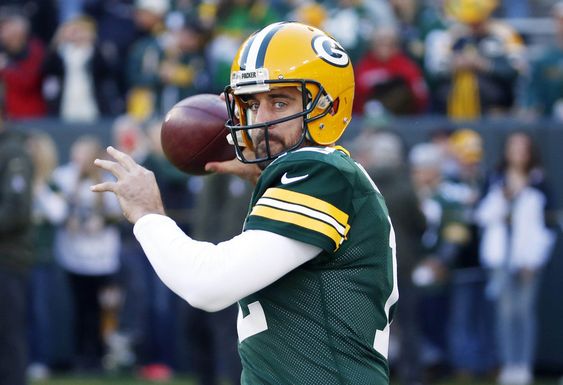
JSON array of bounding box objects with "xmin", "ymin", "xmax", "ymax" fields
[
  {"xmin": 237, "ymin": 301, "xmax": 268, "ymax": 342},
  {"xmin": 238, "ymin": 163, "xmax": 399, "ymax": 358},
  {"xmin": 356, "ymin": 162, "xmax": 399, "ymax": 359}
]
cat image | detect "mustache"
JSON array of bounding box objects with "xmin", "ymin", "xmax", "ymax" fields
[{"xmin": 253, "ymin": 128, "xmax": 283, "ymax": 147}]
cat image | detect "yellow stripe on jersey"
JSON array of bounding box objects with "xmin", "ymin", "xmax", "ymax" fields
[
  {"xmin": 257, "ymin": 197, "xmax": 347, "ymax": 236},
  {"xmin": 250, "ymin": 205, "xmax": 343, "ymax": 248},
  {"xmin": 332, "ymin": 145, "xmax": 350, "ymax": 157},
  {"xmin": 262, "ymin": 188, "xmax": 349, "ymax": 228}
]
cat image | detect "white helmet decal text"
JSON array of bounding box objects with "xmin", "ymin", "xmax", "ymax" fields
[{"xmin": 312, "ymin": 35, "xmax": 349, "ymax": 67}]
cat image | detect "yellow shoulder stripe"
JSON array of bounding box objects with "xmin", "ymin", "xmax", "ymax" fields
[
  {"xmin": 263, "ymin": 188, "xmax": 349, "ymax": 227},
  {"xmin": 332, "ymin": 145, "xmax": 350, "ymax": 156},
  {"xmin": 250, "ymin": 205, "xmax": 342, "ymax": 249}
]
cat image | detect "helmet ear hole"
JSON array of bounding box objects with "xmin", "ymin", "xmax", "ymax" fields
[{"xmin": 330, "ymin": 98, "xmax": 340, "ymax": 116}]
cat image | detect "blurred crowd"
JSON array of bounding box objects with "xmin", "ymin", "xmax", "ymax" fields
[
  {"xmin": 350, "ymin": 127, "xmax": 556, "ymax": 385},
  {"xmin": 0, "ymin": 1, "xmax": 562, "ymax": 385},
  {"xmin": 0, "ymin": 0, "xmax": 562, "ymax": 123}
]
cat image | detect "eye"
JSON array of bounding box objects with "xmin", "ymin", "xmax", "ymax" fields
[
  {"xmin": 248, "ymin": 101, "xmax": 259, "ymax": 112},
  {"xmin": 273, "ymin": 101, "xmax": 287, "ymax": 109}
]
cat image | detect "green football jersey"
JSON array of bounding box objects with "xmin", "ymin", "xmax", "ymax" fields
[{"xmin": 238, "ymin": 146, "xmax": 398, "ymax": 385}]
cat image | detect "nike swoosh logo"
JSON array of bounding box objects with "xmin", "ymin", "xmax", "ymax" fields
[{"xmin": 281, "ymin": 172, "xmax": 309, "ymax": 185}]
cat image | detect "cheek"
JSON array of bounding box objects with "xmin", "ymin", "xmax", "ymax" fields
[{"xmin": 280, "ymin": 119, "xmax": 303, "ymax": 143}]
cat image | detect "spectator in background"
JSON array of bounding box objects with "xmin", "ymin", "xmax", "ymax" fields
[
  {"xmin": 428, "ymin": 127, "xmax": 459, "ymax": 180},
  {"xmin": 105, "ymin": 117, "xmax": 186, "ymax": 380},
  {"xmin": 388, "ymin": 0, "xmax": 446, "ymax": 66},
  {"xmin": 444, "ymin": 129, "xmax": 496, "ymax": 380},
  {"xmin": 205, "ymin": 0, "xmax": 279, "ymax": 93},
  {"xmin": 58, "ymin": 0, "xmax": 84, "ymax": 23},
  {"xmin": 104, "ymin": 115, "xmax": 150, "ymax": 374},
  {"xmin": 361, "ymin": 0, "xmax": 399, "ymax": 32},
  {"xmin": 42, "ymin": 16, "xmax": 119, "ymax": 122},
  {"xmin": 137, "ymin": 119, "xmax": 194, "ymax": 381},
  {"xmin": 170, "ymin": 0, "xmax": 201, "ymax": 21},
  {"xmin": 83, "ymin": 0, "xmax": 138, "ymax": 114},
  {"xmin": 160, "ymin": 19, "xmax": 210, "ymax": 113},
  {"xmin": 127, "ymin": 0, "xmax": 169, "ymax": 121},
  {"xmin": 52, "ymin": 136, "xmax": 122, "ymax": 372},
  {"xmin": 142, "ymin": 119, "xmax": 193, "ymax": 232},
  {"xmin": 0, "ymin": 12, "xmax": 47, "ymax": 119},
  {"xmin": 354, "ymin": 25, "xmax": 429, "ymax": 115},
  {"xmin": 322, "ymin": 0, "xmax": 382, "ymax": 64},
  {"xmin": 26, "ymin": 132, "xmax": 68, "ymax": 381},
  {"xmin": 187, "ymin": 173, "xmax": 251, "ymax": 385},
  {"xmin": 112, "ymin": 114, "xmax": 150, "ymax": 162},
  {"xmin": 354, "ymin": 129, "xmax": 427, "ymax": 385},
  {"xmin": 409, "ymin": 142, "xmax": 455, "ymax": 379},
  {"xmin": 288, "ymin": 2, "xmax": 327, "ymax": 29},
  {"xmin": 425, "ymin": 0, "xmax": 525, "ymax": 119},
  {"xmin": 522, "ymin": 2, "xmax": 563, "ymax": 121},
  {"xmin": 475, "ymin": 132, "xmax": 555, "ymax": 385},
  {"xmin": 0, "ymin": 121, "xmax": 34, "ymax": 385},
  {"xmin": 0, "ymin": 0, "xmax": 58, "ymax": 45}
]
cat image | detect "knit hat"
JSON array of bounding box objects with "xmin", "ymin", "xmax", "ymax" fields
[{"xmin": 135, "ymin": 0, "xmax": 170, "ymax": 15}]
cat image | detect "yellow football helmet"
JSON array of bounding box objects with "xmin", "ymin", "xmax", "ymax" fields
[
  {"xmin": 444, "ymin": 0, "xmax": 498, "ymax": 24},
  {"xmin": 449, "ymin": 128, "xmax": 483, "ymax": 164},
  {"xmin": 224, "ymin": 22, "xmax": 355, "ymax": 163}
]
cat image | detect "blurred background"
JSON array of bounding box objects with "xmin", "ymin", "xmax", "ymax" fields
[{"xmin": 0, "ymin": 0, "xmax": 562, "ymax": 385}]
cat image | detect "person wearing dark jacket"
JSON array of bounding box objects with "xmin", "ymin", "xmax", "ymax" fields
[
  {"xmin": 42, "ymin": 16, "xmax": 120, "ymax": 120},
  {"xmin": 0, "ymin": 123, "xmax": 34, "ymax": 385},
  {"xmin": 354, "ymin": 129, "xmax": 427, "ymax": 385}
]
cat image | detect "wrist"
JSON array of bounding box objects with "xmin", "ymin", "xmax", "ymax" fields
[{"xmin": 131, "ymin": 207, "xmax": 166, "ymax": 224}]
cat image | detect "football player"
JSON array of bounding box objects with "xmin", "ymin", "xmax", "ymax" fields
[{"xmin": 92, "ymin": 22, "xmax": 398, "ymax": 385}]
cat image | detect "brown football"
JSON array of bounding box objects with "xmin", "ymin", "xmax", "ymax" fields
[{"xmin": 161, "ymin": 94, "xmax": 235, "ymax": 175}]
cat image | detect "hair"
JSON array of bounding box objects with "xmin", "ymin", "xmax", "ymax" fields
[
  {"xmin": 71, "ymin": 135, "xmax": 103, "ymax": 171},
  {"xmin": 0, "ymin": 10, "xmax": 29, "ymax": 29},
  {"xmin": 498, "ymin": 131, "xmax": 541, "ymax": 175},
  {"xmin": 27, "ymin": 131, "xmax": 59, "ymax": 183},
  {"xmin": 409, "ymin": 142, "xmax": 443, "ymax": 169},
  {"xmin": 355, "ymin": 130, "xmax": 405, "ymax": 169},
  {"xmin": 372, "ymin": 25, "xmax": 399, "ymax": 43}
]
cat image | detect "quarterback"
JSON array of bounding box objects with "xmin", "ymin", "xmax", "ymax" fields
[{"xmin": 92, "ymin": 22, "xmax": 398, "ymax": 384}]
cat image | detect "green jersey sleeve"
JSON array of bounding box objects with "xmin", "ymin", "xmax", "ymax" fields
[{"xmin": 244, "ymin": 149, "xmax": 354, "ymax": 252}]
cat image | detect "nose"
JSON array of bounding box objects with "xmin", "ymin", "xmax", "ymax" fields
[{"xmin": 254, "ymin": 104, "xmax": 274, "ymax": 125}]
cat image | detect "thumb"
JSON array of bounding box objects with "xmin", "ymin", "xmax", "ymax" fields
[
  {"xmin": 204, "ymin": 162, "xmax": 219, "ymax": 173},
  {"xmin": 205, "ymin": 159, "xmax": 239, "ymax": 174}
]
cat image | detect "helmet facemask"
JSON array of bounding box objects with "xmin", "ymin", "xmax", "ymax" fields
[{"xmin": 224, "ymin": 78, "xmax": 334, "ymax": 165}]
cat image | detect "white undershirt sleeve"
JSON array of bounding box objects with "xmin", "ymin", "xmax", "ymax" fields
[{"xmin": 133, "ymin": 214, "xmax": 321, "ymax": 312}]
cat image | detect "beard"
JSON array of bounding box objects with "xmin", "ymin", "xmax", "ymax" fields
[
  {"xmin": 254, "ymin": 139, "xmax": 283, "ymax": 170},
  {"xmin": 249, "ymin": 125, "xmax": 310, "ymax": 169},
  {"xmin": 253, "ymin": 129, "xmax": 286, "ymax": 164}
]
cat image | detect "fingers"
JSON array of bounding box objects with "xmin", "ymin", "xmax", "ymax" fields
[
  {"xmin": 94, "ymin": 158, "xmax": 127, "ymax": 179},
  {"xmin": 107, "ymin": 146, "xmax": 138, "ymax": 171},
  {"xmin": 204, "ymin": 162, "xmax": 218, "ymax": 173},
  {"xmin": 205, "ymin": 158, "xmax": 261, "ymax": 185},
  {"xmin": 90, "ymin": 181, "xmax": 117, "ymax": 193},
  {"xmin": 205, "ymin": 158, "xmax": 238, "ymax": 174}
]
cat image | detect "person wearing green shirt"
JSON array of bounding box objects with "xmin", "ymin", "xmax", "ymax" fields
[{"xmin": 92, "ymin": 22, "xmax": 398, "ymax": 385}]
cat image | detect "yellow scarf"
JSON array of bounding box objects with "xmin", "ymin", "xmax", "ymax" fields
[{"xmin": 447, "ymin": 69, "xmax": 481, "ymax": 119}]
